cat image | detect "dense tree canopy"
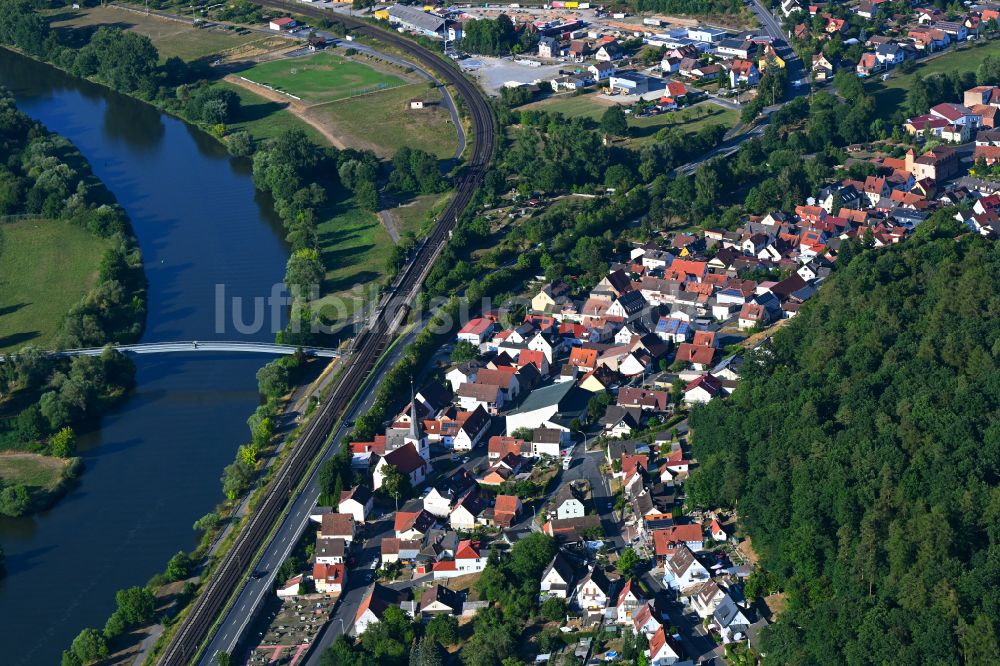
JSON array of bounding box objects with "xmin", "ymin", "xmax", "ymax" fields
[{"xmin": 687, "ymin": 220, "xmax": 1000, "ymax": 664}]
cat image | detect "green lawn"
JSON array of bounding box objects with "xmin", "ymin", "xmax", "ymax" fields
[
  {"xmin": 47, "ymin": 6, "xmax": 277, "ymax": 62},
  {"xmin": 390, "ymin": 192, "xmax": 451, "ymax": 239},
  {"xmin": 306, "ymin": 83, "xmax": 458, "ymax": 159},
  {"xmin": 217, "ymin": 81, "xmax": 326, "ymax": 144},
  {"xmin": 869, "ymin": 38, "xmax": 1000, "ymax": 118},
  {"xmin": 0, "ymin": 453, "xmax": 69, "ymax": 490},
  {"xmin": 312, "ymin": 194, "xmax": 394, "ymax": 324},
  {"xmin": 523, "ymin": 93, "xmax": 738, "ymax": 147},
  {"xmin": 240, "ymin": 52, "xmax": 407, "ymax": 103},
  {"xmin": 0, "ymin": 218, "xmax": 111, "ymax": 353},
  {"xmin": 626, "ymin": 104, "xmax": 739, "ymax": 147}
]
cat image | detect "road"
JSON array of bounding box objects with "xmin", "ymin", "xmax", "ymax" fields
[{"xmin": 156, "ymin": 3, "xmax": 496, "ymax": 662}]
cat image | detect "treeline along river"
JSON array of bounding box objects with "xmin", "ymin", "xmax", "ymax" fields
[{"xmin": 0, "ymin": 48, "xmax": 290, "ymax": 664}]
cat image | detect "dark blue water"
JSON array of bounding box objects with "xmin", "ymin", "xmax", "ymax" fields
[{"xmin": 0, "ymin": 48, "xmax": 290, "ymax": 664}]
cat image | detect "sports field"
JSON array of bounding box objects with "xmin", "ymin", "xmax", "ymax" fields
[
  {"xmin": 240, "ymin": 52, "xmax": 407, "ymax": 103},
  {"xmin": 0, "ymin": 218, "xmax": 110, "ymax": 353}
]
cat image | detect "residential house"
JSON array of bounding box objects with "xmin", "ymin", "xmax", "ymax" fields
[
  {"xmin": 588, "ymin": 61, "xmax": 616, "ymax": 81},
  {"xmin": 552, "ymin": 484, "xmax": 586, "ymax": 520},
  {"xmin": 315, "ymin": 537, "xmax": 346, "ymax": 565},
  {"xmin": 876, "ymin": 42, "xmax": 904, "ymax": 67},
  {"xmin": 424, "ymin": 468, "xmax": 478, "ymax": 518},
  {"xmin": 856, "ymin": 52, "xmax": 879, "ymax": 77},
  {"xmin": 649, "ymin": 626, "xmax": 681, "ymax": 666},
  {"xmin": 457, "ymin": 382, "xmax": 502, "ymax": 414},
  {"xmin": 455, "ymin": 539, "xmax": 488, "ymax": 573},
  {"xmin": 654, "ymin": 525, "xmax": 705, "ymax": 564},
  {"xmin": 493, "ymin": 494, "xmax": 522, "ymax": 528},
  {"xmin": 595, "ymin": 41, "xmax": 622, "ymax": 61},
  {"xmin": 601, "ymin": 405, "xmax": 644, "ymax": 437},
  {"xmin": 354, "ymin": 584, "xmax": 400, "ymax": 634},
  {"xmin": 532, "ymin": 427, "xmax": 565, "ymax": 458},
  {"xmin": 338, "ymin": 485, "xmax": 373, "ymax": 524},
  {"xmin": 537, "ymin": 36, "xmax": 560, "ymax": 58},
  {"xmin": 607, "ymin": 290, "xmax": 647, "ymax": 323},
  {"xmin": 395, "ymin": 509, "xmax": 436, "ymax": 540},
  {"xmin": 457, "ymin": 317, "xmax": 495, "ymax": 346},
  {"xmin": 313, "ymin": 563, "xmax": 346, "ymax": 595},
  {"xmin": 812, "ymin": 53, "xmax": 834, "ymax": 81},
  {"xmin": 450, "ymin": 491, "xmax": 487, "ymax": 530},
  {"xmin": 691, "ymin": 579, "xmax": 728, "ymax": 618},
  {"xmin": 575, "ymin": 567, "xmax": 615, "ymax": 614},
  {"xmin": 446, "ymin": 361, "xmax": 481, "ymax": 392},
  {"xmin": 540, "ymin": 552, "xmax": 576, "ymax": 599},
  {"xmin": 373, "ymin": 443, "xmax": 429, "ymax": 491},
  {"xmin": 660, "ymin": 544, "xmax": 709, "ymax": 589},
  {"xmin": 729, "ymin": 59, "xmax": 760, "ymax": 87},
  {"xmin": 320, "ymin": 513, "xmax": 356, "ymax": 545},
  {"xmin": 615, "ymin": 579, "xmax": 645, "ymax": 624},
  {"xmin": 419, "ymin": 584, "xmax": 463, "ymax": 617},
  {"xmin": 488, "ymin": 435, "xmax": 527, "ymax": 460},
  {"xmin": 712, "ymin": 595, "xmax": 752, "ymax": 644}
]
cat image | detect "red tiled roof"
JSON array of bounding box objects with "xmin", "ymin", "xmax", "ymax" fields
[{"xmin": 675, "ymin": 343, "xmax": 715, "ymax": 366}]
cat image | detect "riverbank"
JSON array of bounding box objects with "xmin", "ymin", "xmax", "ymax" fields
[{"xmin": 0, "ymin": 453, "xmax": 83, "ymax": 516}]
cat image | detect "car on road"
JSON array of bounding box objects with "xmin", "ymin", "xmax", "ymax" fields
[
  {"xmin": 461, "ymin": 456, "xmax": 469, "ymax": 463},
  {"xmin": 251, "ymin": 569, "xmax": 268, "ymax": 579}
]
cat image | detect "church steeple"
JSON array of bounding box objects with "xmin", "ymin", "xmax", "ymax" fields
[{"xmin": 409, "ymin": 380, "xmax": 421, "ymax": 440}]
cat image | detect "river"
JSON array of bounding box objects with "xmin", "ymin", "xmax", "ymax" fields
[{"xmin": 0, "ymin": 49, "xmax": 292, "ymax": 664}]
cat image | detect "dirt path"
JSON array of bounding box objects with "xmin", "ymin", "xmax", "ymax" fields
[{"xmin": 224, "ymin": 74, "xmax": 348, "ymax": 149}]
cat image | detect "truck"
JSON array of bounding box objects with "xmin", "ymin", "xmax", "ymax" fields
[{"xmin": 643, "ymin": 17, "xmax": 662, "ymax": 26}]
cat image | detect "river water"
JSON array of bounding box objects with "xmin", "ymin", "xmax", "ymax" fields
[{"xmin": 0, "ymin": 49, "xmax": 291, "ymax": 664}]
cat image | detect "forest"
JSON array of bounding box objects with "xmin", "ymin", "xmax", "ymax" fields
[{"xmin": 686, "ymin": 218, "xmax": 1000, "ymax": 664}]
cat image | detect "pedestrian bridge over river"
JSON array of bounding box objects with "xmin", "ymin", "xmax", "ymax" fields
[{"xmin": 0, "ymin": 341, "xmax": 341, "ymax": 360}]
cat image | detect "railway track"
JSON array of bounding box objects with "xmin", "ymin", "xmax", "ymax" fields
[{"xmin": 157, "ymin": 6, "xmax": 495, "ymax": 664}]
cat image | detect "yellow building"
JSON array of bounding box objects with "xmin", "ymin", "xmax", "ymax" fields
[{"xmin": 758, "ymin": 50, "xmax": 786, "ymax": 72}]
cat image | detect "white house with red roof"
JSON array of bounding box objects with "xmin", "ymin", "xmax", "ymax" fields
[
  {"xmin": 277, "ymin": 575, "xmax": 303, "ymax": 599},
  {"xmin": 710, "ymin": 519, "xmax": 727, "ymax": 542},
  {"xmin": 313, "ymin": 563, "xmax": 346, "ymax": 595},
  {"xmin": 684, "ymin": 373, "xmax": 725, "ymax": 404},
  {"xmin": 648, "ymin": 626, "xmax": 682, "ymax": 665},
  {"xmin": 269, "ymin": 17, "xmax": 296, "ymax": 31},
  {"xmin": 455, "ymin": 540, "xmax": 487, "ymax": 573},
  {"xmin": 930, "ymin": 102, "xmax": 981, "ymax": 128},
  {"xmin": 457, "ymin": 317, "xmax": 496, "ymax": 346},
  {"xmin": 615, "ymin": 578, "xmax": 645, "ymax": 624},
  {"xmin": 632, "ymin": 601, "xmax": 664, "ymax": 637}
]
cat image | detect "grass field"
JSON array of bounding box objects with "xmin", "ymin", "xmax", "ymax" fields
[
  {"xmin": 0, "ymin": 218, "xmax": 111, "ymax": 354},
  {"xmin": 0, "ymin": 453, "xmax": 69, "ymax": 491},
  {"xmin": 869, "ymin": 39, "xmax": 1000, "ymax": 118},
  {"xmin": 523, "ymin": 93, "xmax": 738, "ymax": 147},
  {"xmin": 306, "ymin": 82, "xmax": 458, "ymax": 159},
  {"xmin": 217, "ymin": 81, "xmax": 327, "ymax": 144},
  {"xmin": 390, "ymin": 192, "xmax": 451, "ymax": 238},
  {"xmin": 312, "ymin": 194, "xmax": 394, "ymax": 323},
  {"xmin": 240, "ymin": 52, "xmax": 407, "ymax": 103},
  {"xmin": 47, "ymin": 6, "xmax": 283, "ymax": 62}
]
